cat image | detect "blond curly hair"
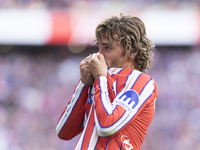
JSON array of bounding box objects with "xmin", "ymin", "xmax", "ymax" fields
[{"xmin": 95, "ymin": 14, "xmax": 155, "ymax": 72}]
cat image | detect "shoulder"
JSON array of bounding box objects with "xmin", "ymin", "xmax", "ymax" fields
[
  {"xmin": 109, "ymin": 68, "xmax": 152, "ymax": 79},
  {"xmin": 126, "ymin": 70, "xmax": 157, "ymax": 95},
  {"xmin": 126, "ymin": 69, "xmax": 153, "ymax": 85}
]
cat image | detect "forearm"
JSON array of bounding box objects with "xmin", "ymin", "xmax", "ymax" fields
[
  {"xmin": 56, "ymin": 80, "xmax": 90, "ymax": 140},
  {"xmin": 93, "ymin": 76, "xmax": 125, "ymax": 137},
  {"xmin": 93, "ymin": 76, "xmax": 156, "ymax": 137}
]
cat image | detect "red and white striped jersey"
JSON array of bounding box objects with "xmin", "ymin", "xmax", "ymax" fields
[{"xmin": 56, "ymin": 68, "xmax": 158, "ymax": 150}]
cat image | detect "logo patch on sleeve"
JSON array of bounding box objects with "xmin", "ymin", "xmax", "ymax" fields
[
  {"xmin": 119, "ymin": 90, "xmax": 139, "ymax": 109},
  {"xmin": 113, "ymin": 89, "xmax": 139, "ymax": 112}
]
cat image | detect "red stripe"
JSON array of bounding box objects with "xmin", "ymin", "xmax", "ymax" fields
[
  {"xmin": 81, "ymin": 107, "xmax": 95, "ymax": 149},
  {"xmin": 124, "ymin": 75, "xmax": 134, "ymax": 91},
  {"xmin": 114, "ymin": 69, "xmax": 133, "ymax": 94},
  {"xmin": 131, "ymin": 73, "xmax": 151, "ymax": 94},
  {"xmin": 107, "ymin": 74, "xmax": 115, "ymax": 102},
  {"xmin": 95, "ymin": 137, "xmax": 109, "ymax": 149},
  {"xmin": 106, "ymin": 136, "xmax": 122, "ymax": 150}
]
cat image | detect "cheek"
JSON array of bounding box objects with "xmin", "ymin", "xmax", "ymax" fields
[
  {"xmin": 103, "ymin": 52, "xmax": 120, "ymax": 67},
  {"xmin": 103, "ymin": 56, "xmax": 112, "ymax": 67},
  {"xmin": 104, "ymin": 57, "xmax": 110, "ymax": 66}
]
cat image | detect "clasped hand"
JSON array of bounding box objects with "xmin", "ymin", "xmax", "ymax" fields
[{"xmin": 80, "ymin": 53, "xmax": 107, "ymax": 85}]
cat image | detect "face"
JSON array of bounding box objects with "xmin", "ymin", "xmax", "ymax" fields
[{"xmin": 98, "ymin": 33, "xmax": 130, "ymax": 68}]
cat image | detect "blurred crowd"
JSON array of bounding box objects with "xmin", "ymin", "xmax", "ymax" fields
[
  {"xmin": 143, "ymin": 46, "xmax": 200, "ymax": 150},
  {"xmin": 0, "ymin": 45, "xmax": 200, "ymax": 150},
  {"xmin": 0, "ymin": 0, "xmax": 199, "ymax": 9}
]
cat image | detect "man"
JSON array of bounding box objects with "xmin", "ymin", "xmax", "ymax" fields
[{"xmin": 56, "ymin": 14, "xmax": 158, "ymax": 150}]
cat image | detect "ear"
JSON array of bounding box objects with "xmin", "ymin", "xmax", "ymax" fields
[
  {"xmin": 126, "ymin": 50, "xmax": 135, "ymax": 61},
  {"xmin": 125, "ymin": 54, "xmax": 135, "ymax": 69},
  {"xmin": 127, "ymin": 55, "xmax": 135, "ymax": 66},
  {"xmin": 127, "ymin": 46, "xmax": 136, "ymax": 60}
]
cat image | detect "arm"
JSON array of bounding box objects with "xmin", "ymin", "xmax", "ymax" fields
[
  {"xmin": 56, "ymin": 55, "xmax": 93, "ymax": 140},
  {"xmin": 87, "ymin": 53, "xmax": 157, "ymax": 137},
  {"xmin": 93, "ymin": 75, "xmax": 157, "ymax": 137},
  {"xmin": 56, "ymin": 80, "xmax": 90, "ymax": 140}
]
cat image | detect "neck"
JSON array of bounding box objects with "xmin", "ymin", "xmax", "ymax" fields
[{"xmin": 124, "ymin": 57, "xmax": 135, "ymax": 69}]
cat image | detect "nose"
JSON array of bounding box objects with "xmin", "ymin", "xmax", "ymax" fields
[
  {"xmin": 98, "ymin": 49, "xmax": 106, "ymax": 60},
  {"xmin": 98, "ymin": 48, "xmax": 103, "ymax": 54}
]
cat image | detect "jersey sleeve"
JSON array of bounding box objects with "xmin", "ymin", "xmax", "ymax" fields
[
  {"xmin": 93, "ymin": 75, "xmax": 157, "ymax": 137},
  {"xmin": 56, "ymin": 80, "xmax": 90, "ymax": 140}
]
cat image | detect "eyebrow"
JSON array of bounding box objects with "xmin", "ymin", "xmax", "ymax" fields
[{"xmin": 100, "ymin": 42, "xmax": 113, "ymax": 46}]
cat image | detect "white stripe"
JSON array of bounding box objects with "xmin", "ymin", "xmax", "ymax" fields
[
  {"xmin": 83, "ymin": 112, "xmax": 88, "ymax": 128},
  {"xmin": 56, "ymin": 81, "xmax": 85, "ymax": 134},
  {"xmin": 113, "ymin": 81, "xmax": 117, "ymax": 96},
  {"xmin": 112, "ymin": 68, "xmax": 123, "ymax": 74},
  {"xmin": 75, "ymin": 103, "xmax": 94, "ymax": 150},
  {"xmin": 99, "ymin": 77, "xmax": 113, "ymax": 115},
  {"xmin": 108, "ymin": 68, "xmax": 115, "ymax": 74},
  {"xmin": 108, "ymin": 68, "xmax": 123, "ymax": 75},
  {"xmin": 87, "ymin": 124, "xmax": 98, "ymax": 150},
  {"xmin": 139, "ymin": 79, "xmax": 155, "ymax": 101}
]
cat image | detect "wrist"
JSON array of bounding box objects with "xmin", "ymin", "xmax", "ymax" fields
[
  {"xmin": 80, "ymin": 79, "xmax": 92, "ymax": 85},
  {"xmin": 94, "ymin": 74, "xmax": 107, "ymax": 80}
]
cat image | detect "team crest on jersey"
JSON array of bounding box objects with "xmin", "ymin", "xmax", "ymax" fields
[
  {"xmin": 88, "ymin": 94, "xmax": 93, "ymax": 104},
  {"xmin": 88, "ymin": 86, "xmax": 95, "ymax": 104},
  {"xmin": 121, "ymin": 135, "xmax": 134, "ymax": 150}
]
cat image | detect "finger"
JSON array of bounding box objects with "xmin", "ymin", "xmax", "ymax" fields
[
  {"xmin": 80, "ymin": 63, "xmax": 90, "ymax": 69},
  {"xmin": 80, "ymin": 62, "xmax": 90, "ymax": 70},
  {"xmin": 88, "ymin": 53, "xmax": 97, "ymax": 63},
  {"xmin": 81, "ymin": 56, "xmax": 91, "ymax": 65},
  {"xmin": 86, "ymin": 54, "xmax": 92, "ymax": 60},
  {"xmin": 91, "ymin": 53, "xmax": 97, "ymax": 59},
  {"xmin": 96, "ymin": 53, "xmax": 105, "ymax": 62}
]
